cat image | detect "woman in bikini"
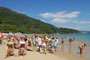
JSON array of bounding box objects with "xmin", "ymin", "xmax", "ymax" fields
[{"xmin": 18, "ymin": 37, "xmax": 26, "ymax": 56}]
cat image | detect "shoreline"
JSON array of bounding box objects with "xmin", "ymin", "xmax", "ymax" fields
[
  {"xmin": 0, "ymin": 33, "xmax": 90, "ymax": 60},
  {"xmin": 55, "ymin": 40, "xmax": 90, "ymax": 60},
  {"xmin": 55, "ymin": 51, "xmax": 90, "ymax": 60},
  {"xmin": 0, "ymin": 43, "xmax": 90, "ymax": 60}
]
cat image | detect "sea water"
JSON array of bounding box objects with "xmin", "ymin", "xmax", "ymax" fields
[
  {"xmin": 54, "ymin": 33, "xmax": 90, "ymax": 59},
  {"xmin": 54, "ymin": 33, "xmax": 90, "ymax": 44}
]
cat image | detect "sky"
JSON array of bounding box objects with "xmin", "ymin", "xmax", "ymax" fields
[{"xmin": 0, "ymin": 0, "xmax": 90, "ymax": 31}]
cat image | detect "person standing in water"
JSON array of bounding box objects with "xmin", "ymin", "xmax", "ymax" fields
[
  {"xmin": 69, "ymin": 38, "xmax": 74, "ymax": 45},
  {"xmin": 54, "ymin": 38, "xmax": 59, "ymax": 52},
  {"xmin": 61, "ymin": 37, "xmax": 64, "ymax": 44},
  {"xmin": 79, "ymin": 43, "xmax": 86, "ymax": 54},
  {"xmin": 61, "ymin": 37, "xmax": 64, "ymax": 52}
]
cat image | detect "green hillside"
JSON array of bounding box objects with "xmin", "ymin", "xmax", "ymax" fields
[
  {"xmin": 58, "ymin": 28, "xmax": 81, "ymax": 34},
  {"xmin": 0, "ymin": 7, "xmax": 80, "ymax": 34}
]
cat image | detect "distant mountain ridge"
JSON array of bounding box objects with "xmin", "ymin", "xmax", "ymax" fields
[
  {"xmin": 0, "ymin": 7, "xmax": 80, "ymax": 34},
  {"xmin": 81, "ymin": 31, "xmax": 90, "ymax": 34}
]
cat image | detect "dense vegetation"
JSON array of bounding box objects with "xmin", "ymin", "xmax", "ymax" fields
[
  {"xmin": 58, "ymin": 28, "xmax": 81, "ymax": 34},
  {"xmin": 0, "ymin": 7, "xmax": 80, "ymax": 34}
]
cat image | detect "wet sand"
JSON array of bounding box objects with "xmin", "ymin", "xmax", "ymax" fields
[{"xmin": 56, "ymin": 40, "xmax": 90, "ymax": 60}]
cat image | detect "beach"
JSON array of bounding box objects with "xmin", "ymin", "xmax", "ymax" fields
[
  {"xmin": 0, "ymin": 44, "xmax": 66, "ymax": 60},
  {"xmin": 54, "ymin": 33, "xmax": 90, "ymax": 60},
  {"xmin": 0, "ymin": 33, "xmax": 90, "ymax": 60},
  {"xmin": 56, "ymin": 43, "xmax": 90, "ymax": 60},
  {"xmin": 0, "ymin": 0, "xmax": 90, "ymax": 60},
  {"xmin": 0, "ymin": 42, "xmax": 90, "ymax": 60}
]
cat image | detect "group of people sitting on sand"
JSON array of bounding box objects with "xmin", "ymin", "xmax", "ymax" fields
[{"xmin": 0, "ymin": 33, "xmax": 59, "ymax": 57}]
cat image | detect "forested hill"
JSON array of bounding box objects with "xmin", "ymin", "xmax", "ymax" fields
[
  {"xmin": 58, "ymin": 28, "xmax": 81, "ymax": 34},
  {"xmin": 0, "ymin": 7, "xmax": 80, "ymax": 34}
]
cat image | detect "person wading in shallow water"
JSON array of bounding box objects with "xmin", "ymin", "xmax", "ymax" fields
[
  {"xmin": 79, "ymin": 43, "xmax": 86, "ymax": 54},
  {"xmin": 61, "ymin": 37, "xmax": 64, "ymax": 44},
  {"xmin": 69, "ymin": 38, "xmax": 74, "ymax": 45}
]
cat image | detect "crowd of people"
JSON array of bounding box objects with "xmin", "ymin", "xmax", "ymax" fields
[
  {"xmin": 0, "ymin": 32, "xmax": 86, "ymax": 58},
  {"xmin": 0, "ymin": 33, "xmax": 59, "ymax": 57}
]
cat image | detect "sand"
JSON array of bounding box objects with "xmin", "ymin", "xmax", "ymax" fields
[
  {"xmin": 0, "ymin": 42, "xmax": 90, "ymax": 60},
  {"xmin": 0, "ymin": 44, "xmax": 68, "ymax": 60}
]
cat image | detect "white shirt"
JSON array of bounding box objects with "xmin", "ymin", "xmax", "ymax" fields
[
  {"xmin": 54, "ymin": 39, "xmax": 59, "ymax": 46},
  {"xmin": 37, "ymin": 37, "xmax": 42, "ymax": 45}
]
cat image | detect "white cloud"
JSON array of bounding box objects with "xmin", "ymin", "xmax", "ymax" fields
[
  {"xmin": 73, "ymin": 21, "xmax": 90, "ymax": 24},
  {"xmin": 14, "ymin": 10, "xmax": 27, "ymax": 14},
  {"xmin": 52, "ymin": 18, "xmax": 71, "ymax": 24},
  {"xmin": 17, "ymin": 11, "xmax": 26, "ymax": 14},
  {"xmin": 62, "ymin": 25, "xmax": 90, "ymax": 31},
  {"xmin": 75, "ymin": 26, "xmax": 90, "ymax": 31},
  {"xmin": 61, "ymin": 26, "xmax": 80, "ymax": 30},
  {"xmin": 39, "ymin": 11, "xmax": 90, "ymax": 31},
  {"xmin": 40, "ymin": 11, "xmax": 80, "ymax": 24}
]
